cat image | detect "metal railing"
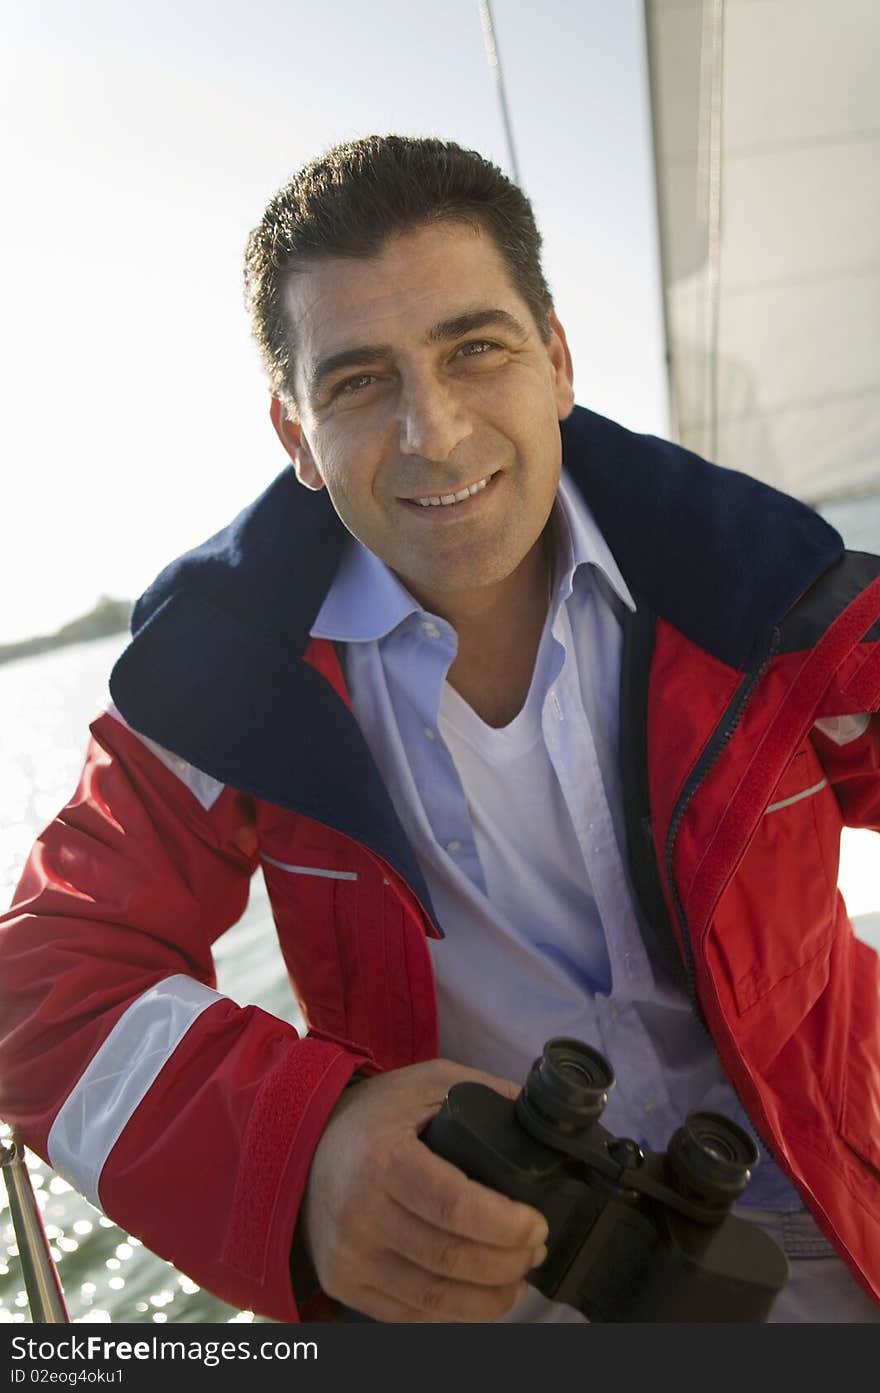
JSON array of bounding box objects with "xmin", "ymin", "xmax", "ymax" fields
[{"xmin": 1, "ymin": 1130, "xmax": 69, "ymax": 1322}]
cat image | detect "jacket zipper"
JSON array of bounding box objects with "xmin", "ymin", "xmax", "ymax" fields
[{"xmin": 663, "ymin": 626, "xmax": 781, "ymax": 1026}]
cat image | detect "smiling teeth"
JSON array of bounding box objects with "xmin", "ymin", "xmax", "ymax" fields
[{"xmin": 415, "ymin": 475, "xmax": 491, "ymax": 507}]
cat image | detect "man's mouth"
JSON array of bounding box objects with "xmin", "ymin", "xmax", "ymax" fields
[{"xmin": 405, "ymin": 472, "xmax": 496, "ymax": 508}]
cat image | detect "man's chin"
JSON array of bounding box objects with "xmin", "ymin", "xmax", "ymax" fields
[{"xmin": 394, "ymin": 557, "xmax": 525, "ymax": 612}]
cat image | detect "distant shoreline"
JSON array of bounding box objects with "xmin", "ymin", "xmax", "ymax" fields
[{"xmin": 0, "ymin": 597, "xmax": 132, "ymax": 667}]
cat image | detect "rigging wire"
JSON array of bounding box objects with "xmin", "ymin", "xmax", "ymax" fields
[{"xmin": 477, "ymin": 1, "xmax": 522, "ymax": 186}]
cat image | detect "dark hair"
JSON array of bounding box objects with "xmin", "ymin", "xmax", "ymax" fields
[{"xmin": 243, "ymin": 134, "xmax": 554, "ymax": 413}]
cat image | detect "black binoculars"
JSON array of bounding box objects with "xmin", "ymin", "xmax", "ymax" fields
[{"xmin": 421, "ymin": 1037, "xmax": 790, "ymax": 1322}]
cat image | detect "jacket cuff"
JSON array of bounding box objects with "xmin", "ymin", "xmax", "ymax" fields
[{"xmin": 288, "ymin": 1066, "xmax": 369, "ymax": 1309}]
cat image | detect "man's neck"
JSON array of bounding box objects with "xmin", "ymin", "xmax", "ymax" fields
[{"xmin": 431, "ymin": 535, "xmax": 553, "ymax": 729}]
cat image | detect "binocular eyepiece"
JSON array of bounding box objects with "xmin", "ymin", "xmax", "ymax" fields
[
  {"xmin": 517, "ymin": 1037, "xmax": 758, "ymax": 1210},
  {"xmin": 517, "ymin": 1037, "xmax": 614, "ymax": 1132}
]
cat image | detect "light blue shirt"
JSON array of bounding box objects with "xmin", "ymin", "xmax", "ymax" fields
[{"xmin": 312, "ymin": 472, "xmax": 801, "ymax": 1212}]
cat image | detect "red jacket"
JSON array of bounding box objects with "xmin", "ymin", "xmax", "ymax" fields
[{"xmin": 2, "ymin": 407, "xmax": 879, "ymax": 1320}]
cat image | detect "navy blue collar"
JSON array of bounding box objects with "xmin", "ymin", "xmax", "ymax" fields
[{"xmin": 110, "ymin": 405, "xmax": 842, "ymax": 914}]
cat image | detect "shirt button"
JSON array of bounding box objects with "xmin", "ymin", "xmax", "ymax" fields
[
  {"xmin": 643, "ymin": 1100, "xmax": 655, "ymax": 1114},
  {"xmin": 421, "ymin": 620, "xmax": 441, "ymax": 639},
  {"xmin": 446, "ymin": 839, "xmax": 462, "ymax": 855},
  {"xmin": 424, "ymin": 726, "xmax": 437, "ymax": 741}
]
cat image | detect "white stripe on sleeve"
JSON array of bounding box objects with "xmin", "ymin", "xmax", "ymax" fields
[{"xmin": 47, "ymin": 975, "xmax": 223, "ymax": 1209}]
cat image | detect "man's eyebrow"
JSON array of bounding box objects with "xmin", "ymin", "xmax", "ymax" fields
[
  {"xmin": 426, "ymin": 308, "xmax": 530, "ymax": 344},
  {"xmin": 308, "ymin": 308, "xmax": 531, "ymax": 400}
]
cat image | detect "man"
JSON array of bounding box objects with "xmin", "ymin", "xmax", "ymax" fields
[{"xmin": 2, "ymin": 135, "xmax": 879, "ymax": 1324}]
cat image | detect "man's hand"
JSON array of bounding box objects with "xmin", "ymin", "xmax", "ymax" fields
[{"xmin": 300, "ymin": 1059, "xmax": 549, "ymax": 1322}]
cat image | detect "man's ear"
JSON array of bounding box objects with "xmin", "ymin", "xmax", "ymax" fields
[
  {"xmin": 547, "ymin": 311, "xmax": 575, "ymax": 420},
  {"xmin": 269, "ymin": 397, "xmax": 325, "ymax": 491}
]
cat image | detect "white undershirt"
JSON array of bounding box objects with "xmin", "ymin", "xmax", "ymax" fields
[{"xmin": 437, "ymin": 601, "xmax": 613, "ymax": 997}]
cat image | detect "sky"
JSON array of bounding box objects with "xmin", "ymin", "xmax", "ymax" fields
[{"xmin": 2, "ymin": 0, "xmax": 668, "ymax": 645}]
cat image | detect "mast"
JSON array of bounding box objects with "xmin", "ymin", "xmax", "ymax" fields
[{"xmin": 477, "ymin": 1, "xmax": 522, "ymax": 186}]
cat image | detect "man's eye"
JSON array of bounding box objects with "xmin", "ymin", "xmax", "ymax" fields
[
  {"xmin": 457, "ymin": 340, "xmax": 497, "ymax": 358},
  {"xmin": 335, "ymin": 373, "xmax": 377, "ymax": 398}
]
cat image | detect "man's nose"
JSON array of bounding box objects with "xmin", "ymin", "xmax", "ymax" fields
[{"xmin": 397, "ymin": 375, "xmax": 472, "ymax": 461}]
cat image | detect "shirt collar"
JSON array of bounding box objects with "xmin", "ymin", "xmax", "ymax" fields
[
  {"xmin": 311, "ymin": 532, "xmax": 420, "ymax": 642},
  {"xmin": 553, "ymin": 471, "xmax": 635, "ymax": 615},
  {"xmin": 310, "ymin": 468, "xmax": 635, "ymax": 644}
]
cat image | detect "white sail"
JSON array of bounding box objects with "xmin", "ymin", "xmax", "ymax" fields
[{"xmin": 644, "ymin": 0, "xmax": 880, "ymax": 506}]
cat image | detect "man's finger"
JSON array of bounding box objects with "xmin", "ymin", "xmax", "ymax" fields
[
  {"xmin": 376, "ymin": 1195, "xmax": 548, "ymax": 1285},
  {"xmin": 347, "ymin": 1259, "xmax": 530, "ymax": 1324},
  {"xmin": 383, "ymin": 1133, "xmax": 549, "ymax": 1248}
]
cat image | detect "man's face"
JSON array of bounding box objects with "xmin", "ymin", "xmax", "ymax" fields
[{"xmin": 271, "ymin": 219, "xmax": 575, "ymax": 614}]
